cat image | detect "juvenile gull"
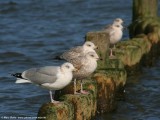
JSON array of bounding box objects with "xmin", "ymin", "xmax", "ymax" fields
[
  {"xmin": 104, "ymin": 19, "xmax": 124, "ymax": 57},
  {"xmin": 60, "ymin": 41, "xmax": 98, "ymax": 60},
  {"xmin": 113, "ymin": 18, "xmax": 124, "ymax": 26},
  {"xmin": 104, "ymin": 18, "xmax": 124, "ymax": 30},
  {"xmin": 70, "ymin": 52, "xmax": 99, "ymax": 94},
  {"xmin": 12, "ymin": 62, "xmax": 75, "ymax": 103}
]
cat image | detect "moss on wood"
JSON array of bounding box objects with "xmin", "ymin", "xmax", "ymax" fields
[
  {"xmin": 37, "ymin": 102, "xmax": 74, "ymax": 120},
  {"xmin": 132, "ymin": 0, "xmax": 158, "ymax": 21}
]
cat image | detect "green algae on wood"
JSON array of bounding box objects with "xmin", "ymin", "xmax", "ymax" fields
[
  {"xmin": 55, "ymin": 79, "xmax": 97, "ymax": 118},
  {"xmin": 129, "ymin": 18, "xmax": 160, "ymax": 38},
  {"xmin": 37, "ymin": 102, "xmax": 74, "ymax": 120},
  {"xmin": 132, "ymin": 0, "xmax": 158, "ymax": 21},
  {"xmin": 93, "ymin": 72, "xmax": 117, "ymax": 113},
  {"xmin": 93, "ymin": 66, "xmax": 127, "ymax": 112},
  {"xmin": 114, "ymin": 35, "xmax": 151, "ymax": 67},
  {"xmin": 105, "ymin": 58, "xmax": 124, "ymax": 69},
  {"xmin": 61, "ymin": 94, "xmax": 93, "ymax": 120}
]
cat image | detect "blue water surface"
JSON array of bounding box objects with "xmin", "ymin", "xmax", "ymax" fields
[{"xmin": 0, "ymin": 0, "xmax": 160, "ymax": 120}]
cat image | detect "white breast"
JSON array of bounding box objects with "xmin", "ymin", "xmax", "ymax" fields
[
  {"xmin": 73, "ymin": 59, "xmax": 97, "ymax": 79},
  {"xmin": 41, "ymin": 69, "xmax": 73, "ymax": 90},
  {"xmin": 110, "ymin": 29, "xmax": 122, "ymax": 44}
]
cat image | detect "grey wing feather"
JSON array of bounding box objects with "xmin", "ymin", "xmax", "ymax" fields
[
  {"xmin": 103, "ymin": 24, "xmax": 115, "ymax": 35},
  {"xmin": 22, "ymin": 66, "xmax": 59, "ymax": 84},
  {"xmin": 60, "ymin": 46, "xmax": 83, "ymax": 61}
]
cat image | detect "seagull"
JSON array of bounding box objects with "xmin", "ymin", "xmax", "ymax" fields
[
  {"xmin": 70, "ymin": 51, "xmax": 99, "ymax": 94},
  {"xmin": 59, "ymin": 41, "xmax": 99, "ymax": 94},
  {"xmin": 104, "ymin": 19, "xmax": 124, "ymax": 57},
  {"xmin": 113, "ymin": 18, "xmax": 124, "ymax": 26},
  {"xmin": 60, "ymin": 41, "xmax": 98, "ymax": 60},
  {"xmin": 12, "ymin": 62, "xmax": 76, "ymax": 103}
]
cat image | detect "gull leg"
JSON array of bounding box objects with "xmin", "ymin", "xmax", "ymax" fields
[
  {"xmin": 110, "ymin": 48, "xmax": 113, "ymax": 57},
  {"xmin": 80, "ymin": 80, "xmax": 83, "ymax": 92},
  {"xmin": 74, "ymin": 78, "xmax": 79, "ymax": 94},
  {"xmin": 109, "ymin": 46, "xmax": 116, "ymax": 59},
  {"xmin": 80, "ymin": 80, "xmax": 89, "ymax": 94},
  {"xmin": 49, "ymin": 90, "xmax": 54, "ymax": 103},
  {"xmin": 49, "ymin": 90, "xmax": 60, "ymax": 103}
]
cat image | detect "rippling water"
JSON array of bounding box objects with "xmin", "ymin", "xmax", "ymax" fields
[{"xmin": 0, "ymin": 0, "xmax": 160, "ymax": 119}]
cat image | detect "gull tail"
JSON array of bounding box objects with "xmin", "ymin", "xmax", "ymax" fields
[
  {"xmin": 12, "ymin": 73, "xmax": 23, "ymax": 78},
  {"xmin": 11, "ymin": 73, "xmax": 31, "ymax": 84},
  {"xmin": 15, "ymin": 78, "xmax": 31, "ymax": 84}
]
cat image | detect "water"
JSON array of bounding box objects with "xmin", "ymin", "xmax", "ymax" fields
[{"xmin": 0, "ymin": 0, "xmax": 159, "ymax": 119}]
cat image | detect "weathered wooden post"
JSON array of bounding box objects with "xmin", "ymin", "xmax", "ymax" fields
[
  {"xmin": 86, "ymin": 31, "xmax": 127, "ymax": 112},
  {"xmin": 130, "ymin": 0, "xmax": 158, "ymax": 37},
  {"xmin": 85, "ymin": 31, "xmax": 110, "ymax": 69},
  {"xmin": 132, "ymin": 0, "xmax": 158, "ymax": 21},
  {"xmin": 130, "ymin": 0, "xmax": 160, "ymax": 66}
]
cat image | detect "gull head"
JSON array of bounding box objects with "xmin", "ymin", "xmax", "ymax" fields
[
  {"xmin": 112, "ymin": 24, "xmax": 123, "ymax": 31},
  {"xmin": 83, "ymin": 41, "xmax": 98, "ymax": 50},
  {"xmin": 86, "ymin": 52, "xmax": 99, "ymax": 61},
  {"xmin": 61, "ymin": 62, "xmax": 76, "ymax": 72},
  {"xmin": 113, "ymin": 18, "xmax": 123, "ymax": 25}
]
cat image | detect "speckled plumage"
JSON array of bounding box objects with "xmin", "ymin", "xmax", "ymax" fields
[
  {"xmin": 60, "ymin": 41, "xmax": 97, "ymax": 61},
  {"xmin": 72, "ymin": 53, "xmax": 98, "ymax": 79},
  {"xmin": 69, "ymin": 52, "xmax": 99, "ymax": 94}
]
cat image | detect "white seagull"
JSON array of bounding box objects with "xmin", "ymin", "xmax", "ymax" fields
[
  {"xmin": 104, "ymin": 18, "xmax": 124, "ymax": 57},
  {"xmin": 12, "ymin": 62, "xmax": 76, "ymax": 103}
]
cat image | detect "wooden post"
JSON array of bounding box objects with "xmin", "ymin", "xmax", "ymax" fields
[
  {"xmin": 132, "ymin": 0, "xmax": 158, "ymax": 21},
  {"xmin": 86, "ymin": 31, "xmax": 127, "ymax": 112},
  {"xmin": 85, "ymin": 31, "xmax": 110, "ymax": 69},
  {"xmin": 130, "ymin": 0, "xmax": 159, "ymax": 38}
]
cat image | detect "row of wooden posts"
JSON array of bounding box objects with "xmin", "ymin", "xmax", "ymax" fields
[{"xmin": 37, "ymin": 0, "xmax": 160, "ymax": 119}]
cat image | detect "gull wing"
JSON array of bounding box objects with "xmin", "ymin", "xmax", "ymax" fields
[
  {"xmin": 22, "ymin": 66, "xmax": 59, "ymax": 84},
  {"xmin": 60, "ymin": 46, "xmax": 83, "ymax": 61}
]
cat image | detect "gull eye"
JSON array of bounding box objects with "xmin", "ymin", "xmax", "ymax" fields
[
  {"xmin": 65, "ymin": 65, "xmax": 70, "ymax": 69},
  {"xmin": 87, "ymin": 44, "xmax": 91, "ymax": 47},
  {"xmin": 116, "ymin": 25, "xmax": 120, "ymax": 27},
  {"xmin": 90, "ymin": 54, "xmax": 94, "ymax": 57}
]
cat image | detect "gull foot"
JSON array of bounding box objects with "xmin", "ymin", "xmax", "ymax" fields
[
  {"xmin": 51, "ymin": 100, "xmax": 61, "ymax": 104},
  {"xmin": 109, "ymin": 55, "xmax": 117, "ymax": 59},
  {"xmin": 80, "ymin": 90, "xmax": 89, "ymax": 95}
]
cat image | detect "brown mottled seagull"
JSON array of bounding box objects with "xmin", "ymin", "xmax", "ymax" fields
[
  {"xmin": 68, "ymin": 51, "xmax": 99, "ymax": 94},
  {"xmin": 60, "ymin": 41, "xmax": 98, "ymax": 60}
]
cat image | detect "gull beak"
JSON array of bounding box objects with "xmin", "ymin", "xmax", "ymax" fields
[
  {"xmin": 95, "ymin": 46, "xmax": 98, "ymax": 49},
  {"xmin": 96, "ymin": 57, "xmax": 100, "ymax": 61}
]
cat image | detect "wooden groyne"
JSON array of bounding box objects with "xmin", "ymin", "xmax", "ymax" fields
[{"xmin": 37, "ymin": 0, "xmax": 160, "ymax": 119}]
